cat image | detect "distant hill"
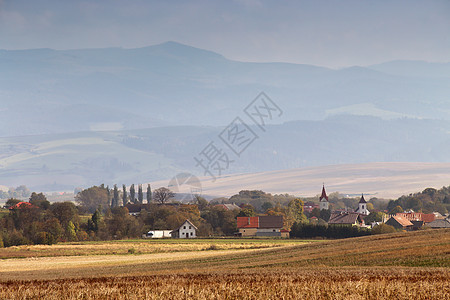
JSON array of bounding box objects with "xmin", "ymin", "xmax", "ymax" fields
[
  {"xmin": 1, "ymin": 116, "xmax": 449, "ymax": 192},
  {"xmin": 1, "ymin": 42, "xmax": 449, "ymax": 190},
  {"xmin": 1, "ymin": 42, "xmax": 449, "ymax": 136}
]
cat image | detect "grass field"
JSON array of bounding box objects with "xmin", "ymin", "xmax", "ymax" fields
[{"xmin": 0, "ymin": 229, "xmax": 449, "ymax": 299}]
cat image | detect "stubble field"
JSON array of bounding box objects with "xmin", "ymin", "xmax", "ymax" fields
[{"xmin": 0, "ymin": 229, "xmax": 449, "ymax": 299}]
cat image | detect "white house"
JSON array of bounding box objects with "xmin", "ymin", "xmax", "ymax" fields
[{"xmin": 170, "ymin": 219, "xmax": 197, "ymax": 238}]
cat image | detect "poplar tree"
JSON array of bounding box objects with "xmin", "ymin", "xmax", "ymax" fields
[
  {"xmin": 122, "ymin": 184, "xmax": 127, "ymax": 206},
  {"xmin": 130, "ymin": 184, "xmax": 136, "ymax": 204},
  {"xmin": 146, "ymin": 184, "xmax": 152, "ymax": 204},
  {"xmin": 138, "ymin": 184, "xmax": 143, "ymax": 204},
  {"xmin": 113, "ymin": 184, "xmax": 119, "ymax": 207}
]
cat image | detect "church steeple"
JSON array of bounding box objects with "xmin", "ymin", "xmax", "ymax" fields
[
  {"xmin": 319, "ymin": 184, "xmax": 329, "ymax": 210},
  {"xmin": 356, "ymin": 194, "xmax": 369, "ymax": 215},
  {"xmin": 320, "ymin": 184, "xmax": 328, "ymax": 201}
]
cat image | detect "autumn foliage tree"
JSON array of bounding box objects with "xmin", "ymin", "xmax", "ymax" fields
[{"xmin": 76, "ymin": 186, "xmax": 109, "ymax": 213}]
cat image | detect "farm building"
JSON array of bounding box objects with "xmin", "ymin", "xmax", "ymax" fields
[
  {"xmin": 170, "ymin": 219, "xmax": 197, "ymax": 238},
  {"xmin": 215, "ymin": 203, "xmax": 241, "ymax": 211},
  {"xmin": 328, "ymin": 212, "xmax": 365, "ymax": 227},
  {"xmin": 385, "ymin": 215, "xmax": 413, "ymax": 230},
  {"xmin": 395, "ymin": 212, "xmax": 435, "ymax": 224},
  {"xmin": 427, "ymin": 218, "xmax": 450, "ymax": 229},
  {"xmin": 236, "ymin": 215, "xmax": 287, "ymax": 237}
]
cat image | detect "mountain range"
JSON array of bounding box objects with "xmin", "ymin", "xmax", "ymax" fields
[{"xmin": 0, "ymin": 42, "xmax": 449, "ymax": 192}]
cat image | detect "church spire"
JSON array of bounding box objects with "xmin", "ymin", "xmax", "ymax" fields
[
  {"xmin": 319, "ymin": 184, "xmax": 329, "ymax": 211},
  {"xmin": 320, "ymin": 184, "xmax": 328, "ymax": 201}
]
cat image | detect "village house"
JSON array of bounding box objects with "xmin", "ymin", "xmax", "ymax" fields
[
  {"xmin": 170, "ymin": 219, "xmax": 197, "ymax": 238},
  {"xmin": 214, "ymin": 203, "xmax": 241, "ymax": 211},
  {"xmin": 328, "ymin": 211, "xmax": 365, "ymax": 227},
  {"xmin": 303, "ymin": 201, "xmax": 319, "ymax": 214},
  {"xmin": 427, "ymin": 218, "xmax": 450, "ymax": 229},
  {"xmin": 8, "ymin": 202, "xmax": 34, "ymax": 210},
  {"xmin": 395, "ymin": 212, "xmax": 435, "ymax": 224},
  {"xmin": 385, "ymin": 215, "xmax": 413, "ymax": 230},
  {"xmin": 236, "ymin": 215, "xmax": 287, "ymax": 237}
]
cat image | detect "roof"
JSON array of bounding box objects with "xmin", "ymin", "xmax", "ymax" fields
[
  {"xmin": 319, "ymin": 185, "xmax": 328, "ymax": 202},
  {"xmin": 125, "ymin": 203, "xmax": 144, "ymax": 213},
  {"xmin": 388, "ymin": 215, "xmax": 413, "ymax": 227},
  {"xmin": 427, "ymin": 219, "xmax": 450, "ymax": 228},
  {"xmin": 259, "ymin": 216, "xmax": 283, "ymax": 228},
  {"xmin": 396, "ymin": 212, "xmax": 435, "ymax": 223},
  {"xmin": 8, "ymin": 202, "xmax": 34, "ymax": 210},
  {"xmin": 216, "ymin": 203, "xmax": 241, "ymax": 211},
  {"xmin": 237, "ymin": 217, "xmax": 259, "ymax": 228},
  {"xmin": 328, "ymin": 212, "xmax": 362, "ymax": 225},
  {"xmin": 359, "ymin": 194, "xmax": 367, "ymax": 204},
  {"xmin": 237, "ymin": 216, "xmax": 284, "ymax": 229}
]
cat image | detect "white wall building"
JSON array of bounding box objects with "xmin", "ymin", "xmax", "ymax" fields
[{"xmin": 170, "ymin": 219, "xmax": 197, "ymax": 238}]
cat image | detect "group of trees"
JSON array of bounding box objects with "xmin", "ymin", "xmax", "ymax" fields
[
  {"xmin": 387, "ymin": 186, "xmax": 449, "ymax": 215},
  {"xmin": 76, "ymin": 184, "xmax": 156, "ymax": 213},
  {"xmin": 0, "ymin": 185, "xmax": 30, "ymax": 199},
  {"xmin": 2, "ymin": 184, "xmax": 448, "ymax": 247}
]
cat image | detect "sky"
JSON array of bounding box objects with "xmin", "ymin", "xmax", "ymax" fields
[{"xmin": 0, "ymin": 0, "xmax": 449, "ymax": 68}]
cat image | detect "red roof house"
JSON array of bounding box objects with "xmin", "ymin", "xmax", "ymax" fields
[{"xmin": 8, "ymin": 202, "xmax": 35, "ymax": 210}]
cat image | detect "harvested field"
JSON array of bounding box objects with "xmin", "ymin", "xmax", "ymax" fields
[
  {"xmin": 1, "ymin": 269, "xmax": 448, "ymax": 299},
  {"xmin": 0, "ymin": 238, "xmax": 303, "ymax": 259},
  {"xmin": 0, "ymin": 229, "xmax": 449, "ymax": 299}
]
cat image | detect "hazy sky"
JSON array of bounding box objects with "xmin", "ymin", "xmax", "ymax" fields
[{"xmin": 1, "ymin": 0, "xmax": 449, "ymax": 68}]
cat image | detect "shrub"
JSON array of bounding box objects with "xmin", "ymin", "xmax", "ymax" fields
[{"xmin": 371, "ymin": 223, "xmax": 396, "ymax": 235}]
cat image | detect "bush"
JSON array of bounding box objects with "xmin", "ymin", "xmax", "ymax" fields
[
  {"xmin": 290, "ymin": 222, "xmax": 370, "ymax": 239},
  {"xmin": 371, "ymin": 223, "xmax": 396, "ymax": 235}
]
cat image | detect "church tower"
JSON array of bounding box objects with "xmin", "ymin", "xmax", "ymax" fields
[
  {"xmin": 319, "ymin": 185, "xmax": 329, "ymax": 210},
  {"xmin": 356, "ymin": 194, "xmax": 370, "ymax": 215}
]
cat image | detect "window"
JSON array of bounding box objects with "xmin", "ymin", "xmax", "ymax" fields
[
  {"xmin": 190, "ymin": 232, "xmax": 193, "ymax": 236},
  {"xmin": 189, "ymin": 226, "xmax": 191, "ymax": 229},
  {"xmin": 183, "ymin": 226, "xmax": 186, "ymax": 229}
]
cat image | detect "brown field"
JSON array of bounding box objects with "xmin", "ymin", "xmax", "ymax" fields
[
  {"xmin": 0, "ymin": 238, "xmax": 303, "ymax": 259},
  {"xmin": 0, "ymin": 229, "xmax": 449, "ymax": 299}
]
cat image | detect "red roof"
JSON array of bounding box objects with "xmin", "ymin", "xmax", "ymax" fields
[
  {"xmin": 320, "ymin": 185, "xmax": 328, "ymax": 201},
  {"xmin": 396, "ymin": 212, "xmax": 435, "ymax": 223},
  {"xmin": 237, "ymin": 217, "xmax": 259, "ymax": 228},
  {"xmin": 8, "ymin": 202, "xmax": 35, "ymax": 210}
]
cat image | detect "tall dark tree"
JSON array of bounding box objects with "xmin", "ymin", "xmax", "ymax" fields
[
  {"xmin": 106, "ymin": 185, "xmax": 111, "ymax": 207},
  {"xmin": 113, "ymin": 184, "xmax": 119, "ymax": 208},
  {"xmin": 130, "ymin": 184, "xmax": 136, "ymax": 204},
  {"xmin": 122, "ymin": 184, "xmax": 127, "ymax": 206},
  {"xmin": 146, "ymin": 184, "xmax": 152, "ymax": 204},
  {"xmin": 138, "ymin": 184, "xmax": 143, "ymax": 204}
]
